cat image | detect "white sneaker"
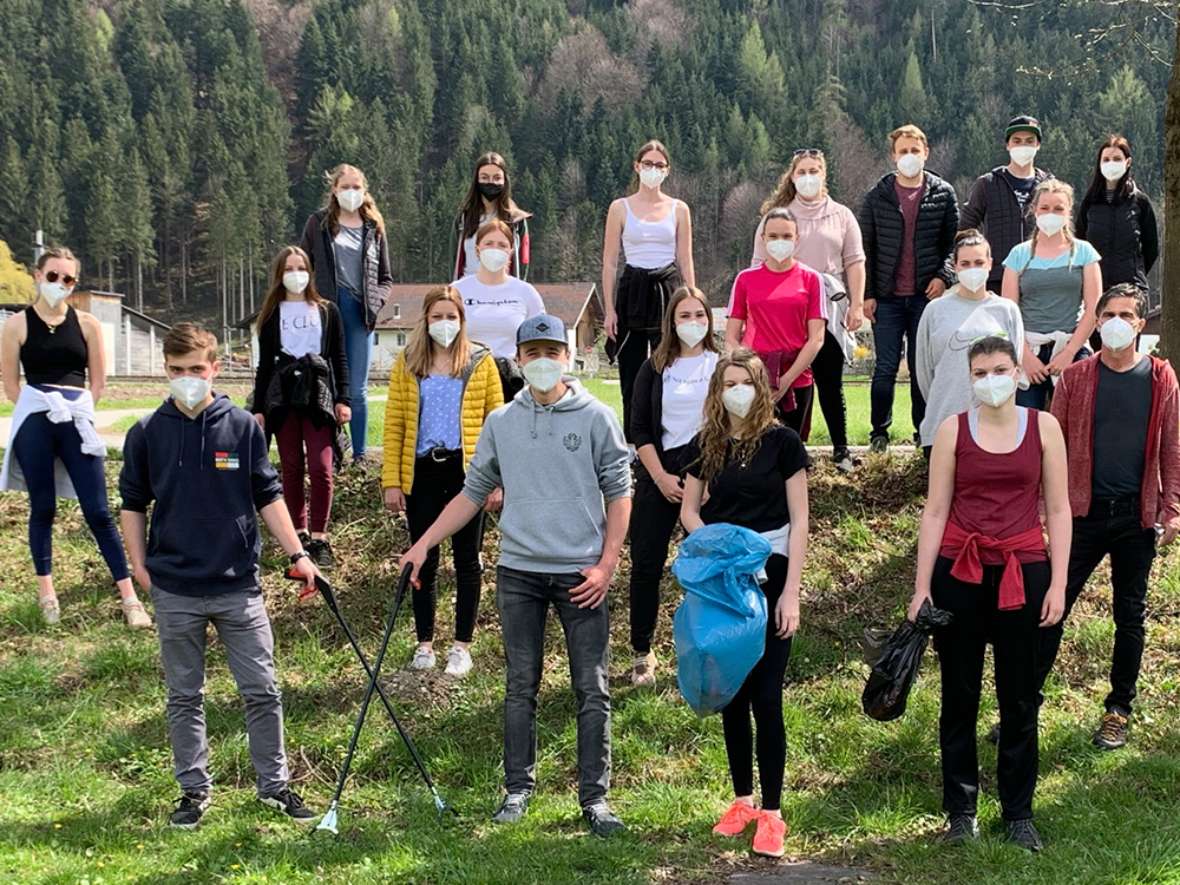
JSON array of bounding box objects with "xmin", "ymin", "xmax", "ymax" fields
[
  {"xmin": 444, "ymin": 645, "xmax": 473, "ymax": 678},
  {"xmin": 410, "ymin": 646, "xmax": 436, "ymax": 670}
]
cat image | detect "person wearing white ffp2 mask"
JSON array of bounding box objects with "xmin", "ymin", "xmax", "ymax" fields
[
  {"xmin": 1001, "ymin": 179, "xmax": 1102, "ymax": 412},
  {"xmin": 679, "ymin": 350, "xmax": 810, "ymax": 859},
  {"xmin": 1035, "ymin": 283, "xmax": 1180, "ymax": 754},
  {"xmin": 626, "ymin": 288, "xmax": 720, "ymax": 687}
]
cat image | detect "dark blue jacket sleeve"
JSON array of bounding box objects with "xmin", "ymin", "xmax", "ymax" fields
[{"xmin": 119, "ymin": 420, "xmax": 153, "ymax": 513}]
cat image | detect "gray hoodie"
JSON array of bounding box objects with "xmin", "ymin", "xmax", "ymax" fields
[{"xmin": 462, "ymin": 377, "xmax": 632, "ymax": 572}]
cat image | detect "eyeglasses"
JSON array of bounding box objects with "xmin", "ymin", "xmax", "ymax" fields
[
  {"xmin": 44, "ymin": 271, "xmax": 77, "ymax": 286},
  {"xmin": 793, "ymin": 148, "xmax": 824, "ymax": 158},
  {"xmin": 639, "ymin": 161, "xmax": 669, "ymax": 171}
]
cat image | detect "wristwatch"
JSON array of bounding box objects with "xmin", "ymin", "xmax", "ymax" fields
[{"xmin": 290, "ymin": 550, "xmax": 310, "ymax": 565}]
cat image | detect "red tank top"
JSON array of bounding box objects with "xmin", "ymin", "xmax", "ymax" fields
[{"xmin": 941, "ymin": 408, "xmax": 1047, "ymax": 566}]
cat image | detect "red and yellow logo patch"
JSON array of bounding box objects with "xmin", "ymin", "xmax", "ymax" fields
[{"xmin": 214, "ymin": 451, "xmax": 240, "ymax": 470}]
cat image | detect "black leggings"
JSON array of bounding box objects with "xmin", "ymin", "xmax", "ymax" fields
[
  {"xmin": 810, "ymin": 330, "xmax": 848, "ymax": 451},
  {"xmin": 404, "ymin": 454, "xmax": 484, "ymax": 643},
  {"xmin": 627, "ymin": 466, "xmax": 685, "ymax": 654},
  {"xmin": 721, "ymin": 554, "xmax": 793, "ymax": 811},
  {"xmin": 776, "ymin": 384, "xmax": 814, "ymax": 438},
  {"xmin": 617, "ymin": 328, "xmax": 663, "ymax": 443}
]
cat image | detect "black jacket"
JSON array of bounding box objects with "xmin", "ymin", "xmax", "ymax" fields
[
  {"xmin": 119, "ymin": 396, "xmax": 282, "ymax": 597},
  {"xmin": 1076, "ymin": 186, "xmax": 1159, "ymax": 291},
  {"xmin": 960, "ymin": 166, "xmax": 1053, "ymax": 285},
  {"xmin": 858, "ymin": 171, "xmax": 959, "ymax": 300},
  {"xmin": 251, "ymin": 300, "xmax": 350, "ymax": 422},
  {"xmin": 629, "ymin": 357, "xmax": 700, "ymax": 478},
  {"xmin": 299, "ymin": 209, "xmax": 393, "ymax": 330}
]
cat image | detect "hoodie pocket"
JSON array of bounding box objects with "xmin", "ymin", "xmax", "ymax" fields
[
  {"xmin": 499, "ymin": 497, "xmax": 604, "ymax": 565},
  {"xmin": 150, "ymin": 515, "xmax": 258, "ymax": 582}
]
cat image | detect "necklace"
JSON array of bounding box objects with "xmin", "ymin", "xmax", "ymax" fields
[{"xmin": 36, "ymin": 306, "xmax": 67, "ymax": 334}]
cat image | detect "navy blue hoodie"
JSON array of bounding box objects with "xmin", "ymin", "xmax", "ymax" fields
[{"xmin": 119, "ymin": 394, "xmax": 283, "ymax": 596}]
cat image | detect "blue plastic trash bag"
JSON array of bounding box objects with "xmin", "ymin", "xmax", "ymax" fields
[{"xmin": 671, "ymin": 523, "xmax": 772, "ymax": 715}]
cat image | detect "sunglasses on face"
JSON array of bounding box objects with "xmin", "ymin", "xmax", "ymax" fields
[
  {"xmin": 793, "ymin": 148, "xmax": 824, "ymax": 158},
  {"xmin": 44, "ymin": 271, "xmax": 77, "ymax": 286}
]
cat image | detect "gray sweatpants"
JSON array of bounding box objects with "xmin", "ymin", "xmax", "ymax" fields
[{"xmin": 151, "ymin": 586, "xmax": 289, "ymax": 796}]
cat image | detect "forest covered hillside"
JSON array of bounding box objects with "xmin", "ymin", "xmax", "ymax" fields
[{"xmin": 0, "ymin": 0, "xmax": 1171, "ymax": 327}]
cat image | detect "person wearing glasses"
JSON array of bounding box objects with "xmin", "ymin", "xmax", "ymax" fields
[
  {"xmin": 748, "ymin": 148, "xmax": 866, "ymax": 472},
  {"xmin": 0, "ymin": 247, "xmax": 150, "ymax": 629},
  {"xmin": 602, "ymin": 139, "xmax": 696, "ymax": 442}
]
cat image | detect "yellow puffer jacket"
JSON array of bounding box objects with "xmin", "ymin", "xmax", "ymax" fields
[{"xmin": 382, "ymin": 346, "xmax": 504, "ymax": 492}]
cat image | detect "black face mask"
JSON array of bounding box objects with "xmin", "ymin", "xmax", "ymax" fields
[{"xmin": 478, "ymin": 182, "xmax": 504, "ymax": 201}]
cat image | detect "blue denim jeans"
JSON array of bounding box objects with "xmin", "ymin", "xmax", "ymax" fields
[
  {"xmin": 870, "ymin": 295, "xmax": 927, "ymax": 440},
  {"xmin": 336, "ymin": 287, "xmax": 373, "ymax": 457}
]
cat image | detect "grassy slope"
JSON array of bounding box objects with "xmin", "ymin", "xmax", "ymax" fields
[{"xmin": 1, "ymin": 450, "xmax": 1178, "ymax": 885}]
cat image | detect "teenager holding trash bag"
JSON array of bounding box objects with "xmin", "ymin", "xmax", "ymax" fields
[
  {"xmin": 382, "ymin": 285, "xmax": 503, "ymax": 678},
  {"xmin": 399, "ymin": 313, "xmax": 632, "ymax": 837},
  {"xmin": 627, "ymin": 286, "xmax": 719, "ymax": 686},
  {"xmin": 908, "ymin": 335, "xmax": 1070, "ymax": 851},
  {"xmin": 680, "ymin": 348, "xmax": 809, "ymax": 860}
]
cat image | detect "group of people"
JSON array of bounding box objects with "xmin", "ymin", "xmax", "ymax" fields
[{"xmin": 0, "ymin": 114, "xmax": 1173, "ymax": 861}]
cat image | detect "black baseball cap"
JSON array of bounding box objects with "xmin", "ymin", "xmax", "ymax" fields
[{"xmin": 1005, "ymin": 115, "xmax": 1043, "ymax": 141}]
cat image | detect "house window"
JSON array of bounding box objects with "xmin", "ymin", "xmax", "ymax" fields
[
  {"xmin": 395, "ymin": 332, "xmax": 406, "ymax": 347},
  {"xmin": 392, "ymin": 304, "xmax": 401, "ymax": 319}
]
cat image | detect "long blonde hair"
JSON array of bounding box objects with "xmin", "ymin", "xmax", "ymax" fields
[
  {"xmin": 694, "ymin": 349, "xmax": 778, "ymax": 482},
  {"xmin": 1024, "ymin": 179, "xmax": 1077, "ymax": 267},
  {"xmin": 402, "ymin": 286, "xmax": 471, "ymax": 379},
  {"xmin": 649, "ymin": 286, "xmax": 718, "ymax": 373},
  {"xmin": 323, "ymin": 163, "xmax": 386, "ymax": 237},
  {"xmin": 761, "ymin": 151, "xmax": 828, "ymax": 215},
  {"xmin": 256, "ymin": 246, "xmax": 323, "ymax": 331}
]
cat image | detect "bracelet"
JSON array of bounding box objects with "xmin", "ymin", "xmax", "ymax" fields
[{"xmin": 290, "ymin": 550, "xmax": 310, "ymax": 565}]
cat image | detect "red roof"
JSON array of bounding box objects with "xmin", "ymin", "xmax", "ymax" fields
[{"xmin": 376, "ymin": 282, "xmax": 600, "ymax": 330}]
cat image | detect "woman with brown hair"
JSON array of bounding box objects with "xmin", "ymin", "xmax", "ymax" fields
[
  {"xmin": 748, "ymin": 149, "xmax": 866, "ymax": 471},
  {"xmin": 251, "ymin": 246, "xmax": 350, "ymax": 568},
  {"xmin": 382, "ymin": 286, "xmax": 503, "ymax": 678},
  {"xmin": 452, "ymin": 152, "xmax": 533, "ymax": 280},
  {"xmin": 680, "ymin": 348, "xmax": 809, "ymax": 860},
  {"xmin": 602, "ymin": 139, "xmax": 696, "ymax": 441},
  {"xmin": 626, "ymin": 286, "xmax": 719, "ymax": 685},
  {"xmin": 299, "ymin": 163, "xmax": 393, "ymax": 462}
]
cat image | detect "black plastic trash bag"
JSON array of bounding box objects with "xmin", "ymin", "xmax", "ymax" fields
[{"xmin": 862, "ymin": 600, "xmax": 953, "ymax": 722}]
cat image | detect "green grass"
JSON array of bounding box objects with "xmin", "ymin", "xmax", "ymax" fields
[{"xmin": 2, "ymin": 456, "xmax": 1179, "ymax": 884}]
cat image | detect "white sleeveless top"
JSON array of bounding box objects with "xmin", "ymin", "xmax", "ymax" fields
[{"xmin": 622, "ymin": 198, "xmax": 679, "ymax": 269}]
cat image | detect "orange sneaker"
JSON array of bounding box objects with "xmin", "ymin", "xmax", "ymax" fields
[
  {"xmin": 752, "ymin": 811, "xmax": 787, "ymax": 858},
  {"xmin": 712, "ymin": 799, "xmax": 760, "ymax": 836}
]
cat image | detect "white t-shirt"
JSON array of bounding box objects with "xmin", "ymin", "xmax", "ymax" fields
[
  {"xmin": 279, "ymin": 301, "xmax": 322, "ymax": 358},
  {"xmin": 661, "ymin": 351, "xmax": 718, "ymax": 450},
  {"xmin": 452, "ymin": 275, "xmax": 545, "ymax": 358}
]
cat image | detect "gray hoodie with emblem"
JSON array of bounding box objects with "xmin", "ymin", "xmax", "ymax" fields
[{"xmin": 462, "ymin": 377, "xmax": 632, "ymax": 572}]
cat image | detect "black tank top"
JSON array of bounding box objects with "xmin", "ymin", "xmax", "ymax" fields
[{"xmin": 20, "ymin": 306, "xmax": 88, "ymax": 387}]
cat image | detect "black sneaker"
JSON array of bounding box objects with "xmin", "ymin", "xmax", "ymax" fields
[
  {"xmin": 582, "ymin": 801, "xmax": 626, "ymax": 838},
  {"xmin": 297, "ymin": 531, "xmax": 311, "ymax": 550},
  {"xmin": 491, "ymin": 792, "xmax": 530, "ymax": 824},
  {"xmin": 169, "ymin": 792, "xmax": 211, "ymax": 829},
  {"xmin": 1093, "ymin": 710, "xmax": 1129, "ymax": 750},
  {"xmin": 833, "ymin": 447, "xmax": 860, "ymax": 474},
  {"xmin": 1006, "ymin": 818, "xmax": 1043, "ymax": 852},
  {"xmin": 259, "ymin": 788, "xmax": 316, "ymax": 824},
  {"xmin": 306, "ymin": 538, "xmax": 335, "ymax": 571},
  {"xmin": 869, "ymin": 434, "xmax": 889, "ymax": 454},
  {"xmin": 945, "ymin": 813, "xmax": 979, "ymax": 844}
]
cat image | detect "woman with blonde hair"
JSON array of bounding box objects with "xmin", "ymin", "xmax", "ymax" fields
[
  {"xmin": 601, "ymin": 139, "xmax": 696, "ymax": 441},
  {"xmin": 382, "ymin": 285, "xmax": 503, "ymax": 677},
  {"xmin": 1001, "ymin": 179, "xmax": 1102, "ymax": 410},
  {"xmin": 680, "ymin": 348, "xmax": 809, "ymax": 860},
  {"xmin": 251, "ymin": 245, "xmax": 350, "ymax": 568},
  {"xmin": 299, "ymin": 163, "xmax": 393, "ymax": 462},
  {"xmin": 748, "ymin": 149, "xmax": 866, "ymax": 471},
  {"xmin": 626, "ymin": 286, "xmax": 719, "ymax": 685}
]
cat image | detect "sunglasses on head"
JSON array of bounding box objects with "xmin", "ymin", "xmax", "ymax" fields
[
  {"xmin": 793, "ymin": 148, "xmax": 824, "ymax": 158},
  {"xmin": 44, "ymin": 270, "xmax": 77, "ymax": 286}
]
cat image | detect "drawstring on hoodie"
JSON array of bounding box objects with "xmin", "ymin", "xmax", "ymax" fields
[{"xmin": 175, "ymin": 401, "xmax": 211, "ymax": 468}]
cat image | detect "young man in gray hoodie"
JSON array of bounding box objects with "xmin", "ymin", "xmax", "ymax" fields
[{"xmin": 400, "ymin": 313, "xmax": 633, "ymax": 837}]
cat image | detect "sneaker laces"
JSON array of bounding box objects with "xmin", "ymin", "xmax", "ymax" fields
[
  {"xmin": 1098, "ymin": 712, "xmax": 1127, "ymax": 742},
  {"xmin": 274, "ymin": 788, "xmax": 304, "ymax": 810}
]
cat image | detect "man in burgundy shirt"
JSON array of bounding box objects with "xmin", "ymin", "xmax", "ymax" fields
[
  {"xmin": 858, "ymin": 124, "xmax": 959, "ymax": 452},
  {"xmin": 1042, "ymin": 283, "xmax": 1180, "ymax": 749}
]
